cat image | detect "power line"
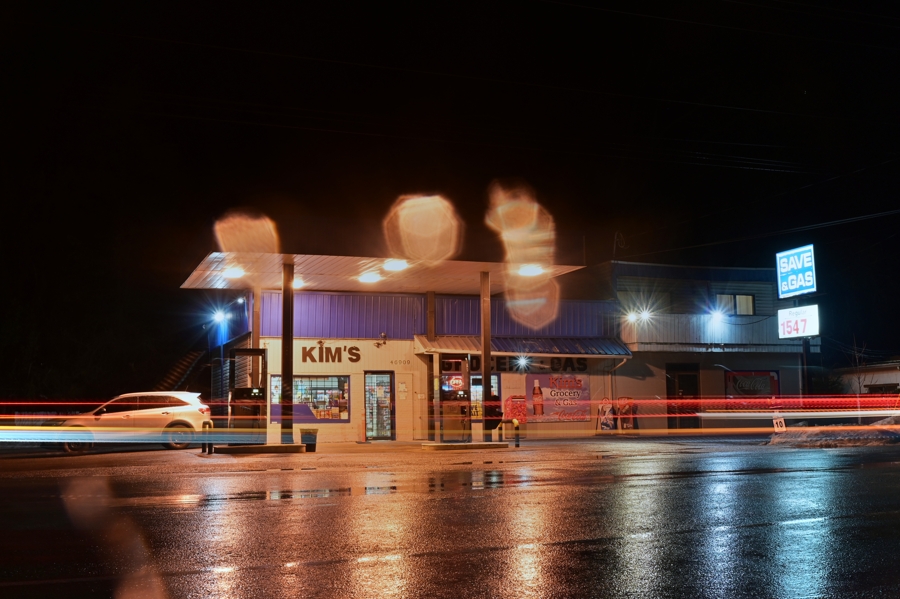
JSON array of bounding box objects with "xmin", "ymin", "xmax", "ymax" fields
[
  {"xmin": 538, "ymin": 0, "xmax": 900, "ymax": 52},
  {"xmin": 619, "ymin": 207, "xmax": 900, "ymax": 259},
  {"xmin": 625, "ymin": 156, "xmax": 898, "ymax": 240}
]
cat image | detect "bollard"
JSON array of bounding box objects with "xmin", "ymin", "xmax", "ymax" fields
[
  {"xmin": 500, "ymin": 419, "xmax": 520, "ymax": 448},
  {"xmin": 202, "ymin": 421, "xmax": 213, "ymax": 454}
]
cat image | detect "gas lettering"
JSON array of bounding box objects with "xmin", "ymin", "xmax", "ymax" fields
[{"xmin": 782, "ymin": 271, "xmax": 814, "ymax": 293}]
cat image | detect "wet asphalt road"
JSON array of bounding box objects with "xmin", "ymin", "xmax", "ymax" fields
[{"xmin": 2, "ymin": 437, "xmax": 900, "ymax": 598}]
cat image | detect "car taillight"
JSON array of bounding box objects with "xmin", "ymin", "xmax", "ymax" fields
[{"xmin": 199, "ymin": 406, "xmax": 210, "ymax": 415}]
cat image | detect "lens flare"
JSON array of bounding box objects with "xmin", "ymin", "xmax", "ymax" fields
[
  {"xmin": 505, "ymin": 278, "xmax": 560, "ymax": 330},
  {"xmin": 383, "ymin": 195, "xmax": 462, "ymax": 264},
  {"xmin": 486, "ymin": 180, "xmax": 559, "ymax": 329},
  {"xmin": 214, "ymin": 210, "xmax": 280, "ymax": 253}
]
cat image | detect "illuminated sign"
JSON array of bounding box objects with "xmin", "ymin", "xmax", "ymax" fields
[
  {"xmin": 776, "ymin": 244, "xmax": 817, "ymax": 299},
  {"xmin": 777, "ymin": 305, "xmax": 819, "ymax": 339}
]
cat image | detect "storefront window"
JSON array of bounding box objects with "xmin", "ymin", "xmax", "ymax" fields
[
  {"xmin": 469, "ymin": 375, "xmax": 499, "ymax": 419},
  {"xmin": 270, "ymin": 375, "xmax": 350, "ymax": 421}
]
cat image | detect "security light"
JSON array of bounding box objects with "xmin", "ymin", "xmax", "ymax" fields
[
  {"xmin": 518, "ymin": 264, "xmax": 544, "ymax": 276},
  {"xmin": 384, "ymin": 259, "xmax": 408, "ymax": 271},
  {"xmin": 213, "ymin": 311, "xmax": 225, "ymax": 323}
]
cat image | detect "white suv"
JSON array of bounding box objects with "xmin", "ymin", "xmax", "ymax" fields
[{"xmin": 53, "ymin": 392, "xmax": 211, "ymax": 453}]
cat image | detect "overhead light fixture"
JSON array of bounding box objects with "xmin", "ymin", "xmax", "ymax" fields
[
  {"xmin": 627, "ymin": 313, "xmax": 637, "ymax": 323},
  {"xmin": 359, "ymin": 272, "xmax": 381, "ymax": 283},
  {"xmin": 292, "ymin": 277, "xmax": 304, "ymax": 289},
  {"xmin": 711, "ymin": 310, "xmax": 724, "ymax": 324},
  {"xmin": 213, "ymin": 311, "xmax": 225, "ymax": 323},
  {"xmin": 236, "ymin": 297, "xmax": 245, "ymax": 304},
  {"xmin": 223, "ymin": 266, "xmax": 245, "ymax": 279},
  {"xmin": 384, "ymin": 259, "xmax": 408, "ymax": 271},
  {"xmin": 518, "ymin": 264, "xmax": 544, "ymax": 276},
  {"xmin": 640, "ymin": 310, "xmax": 651, "ymax": 322}
]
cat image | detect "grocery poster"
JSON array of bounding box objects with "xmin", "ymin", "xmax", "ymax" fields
[{"xmin": 525, "ymin": 373, "xmax": 591, "ymax": 422}]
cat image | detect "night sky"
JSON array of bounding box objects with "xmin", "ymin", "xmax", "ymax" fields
[{"xmin": 4, "ymin": 1, "xmax": 900, "ymax": 399}]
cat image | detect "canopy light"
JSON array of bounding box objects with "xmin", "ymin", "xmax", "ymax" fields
[
  {"xmin": 292, "ymin": 277, "xmax": 304, "ymax": 289},
  {"xmin": 518, "ymin": 264, "xmax": 544, "ymax": 276},
  {"xmin": 236, "ymin": 297, "xmax": 245, "ymax": 304},
  {"xmin": 213, "ymin": 311, "xmax": 225, "ymax": 323},
  {"xmin": 384, "ymin": 259, "xmax": 408, "ymax": 271},
  {"xmin": 640, "ymin": 310, "xmax": 651, "ymax": 322},
  {"xmin": 223, "ymin": 266, "xmax": 245, "ymax": 279},
  {"xmin": 711, "ymin": 310, "xmax": 724, "ymax": 324},
  {"xmin": 627, "ymin": 313, "xmax": 637, "ymax": 323},
  {"xmin": 359, "ymin": 272, "xmax": 382, "ymax": 283}
]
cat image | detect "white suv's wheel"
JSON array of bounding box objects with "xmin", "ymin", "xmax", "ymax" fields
[
  {"xmin": 62, "ymin": 428, "xmax": 93, "ymax": 454},
  {"xmin": 163, "ymin": 424, "xmax": 194, "ymax": 450}
]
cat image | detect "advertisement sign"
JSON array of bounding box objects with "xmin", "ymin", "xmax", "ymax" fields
[
  {"xmin": 777, "ymin": 244, "xmax": 817, "ymax": 299},
  {"xmin": 525, "ymin": 373, "xmax": 591, "ymax": 422},
  {"xmin": 724, "ymin": 371, "xmax": 780, "ymax": 397},
  {"xmin": 598, "ymin": 400, "xmax": 616, "ymax": 431},
  {"xmin": 777, "ymin": 305, "xmax": 820, "ymax": 339}
]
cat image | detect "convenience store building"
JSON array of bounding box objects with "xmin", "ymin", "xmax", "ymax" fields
[{"xmin": 183, "ymin": 252, "xmax": 631, "ymax": 443}]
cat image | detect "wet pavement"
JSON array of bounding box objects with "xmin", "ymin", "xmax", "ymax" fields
[{"xmin": 2, "ymin": 436, "xmax": 900, "ymax": 598}]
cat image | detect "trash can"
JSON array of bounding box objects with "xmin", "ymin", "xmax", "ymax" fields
[{"xmin": 300, "ymin": 428, "xmax": 318, "ymax": 452}]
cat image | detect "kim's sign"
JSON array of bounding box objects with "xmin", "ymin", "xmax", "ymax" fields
[{"xmin": 776, "ymin": 244, "xmax": 817, "ymax": 299}]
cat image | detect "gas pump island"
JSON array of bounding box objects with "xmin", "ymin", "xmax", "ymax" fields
[
  {"xmin": 227, "ymin": 347, "xmax": 268, "ymax": 444},
  {"xmin": 437, "ymin": 356, "xmax": 504, "ymax": 442}
]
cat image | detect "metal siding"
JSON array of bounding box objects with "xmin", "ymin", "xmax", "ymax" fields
[
  {"xmin": 261, "ymin": 291, "xmax": 424, "ymax": 339},
  {"xmin": 261, "ymin": 291, "xmax": 282, "ymax": 337},
  {"xmin": 436, "ymin": 296, "xmax": 618, "ymax": 337},
  {"xmin": 620, "ymin": 313, "xmax": 822, "ymax": 352}
]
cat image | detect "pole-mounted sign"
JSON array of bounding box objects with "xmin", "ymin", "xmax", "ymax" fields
[
  {"xmin": 777, "ymin": 305, "xmax": 820, "ymax": 339},
  {"xmin": 776, "ymin": 244, "xmax": 816, "ymax": 299}
]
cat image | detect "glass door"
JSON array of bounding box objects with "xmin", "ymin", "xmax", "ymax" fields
[{"xmin": 365, "ymin": 372, "xmax": 394, "ymax": 440}]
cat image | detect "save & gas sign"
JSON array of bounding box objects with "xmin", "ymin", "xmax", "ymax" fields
[{"xmin": 776, "ymin": 244, "xmax": 817, "ymax": 299}]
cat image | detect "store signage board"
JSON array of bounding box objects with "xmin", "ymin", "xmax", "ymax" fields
[
  {"xmin": 777, "ymin": 305, "xmax": 820, "ymax": 339},
  {"xmin": 523, "ymin": 373, "xmax": 591, "ymax": 423},
  {"xmin": 776, "ymin": 244, "xmax": 817, "ymax": 299}
]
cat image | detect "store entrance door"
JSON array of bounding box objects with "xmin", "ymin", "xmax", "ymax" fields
[
  {"xmin": 365, "ymin": 372, "xmax": 395, "ymax": 440},
  {"xmin": 667, "ymin": 371, "xmax": 700, "ymax": 429}
]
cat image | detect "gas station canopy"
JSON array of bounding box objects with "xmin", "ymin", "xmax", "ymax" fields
[{"xmin": 181, "ymin": 252, "xmax": 585, "ymax": 295}]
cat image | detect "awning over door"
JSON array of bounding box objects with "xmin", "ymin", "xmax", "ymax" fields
[{"xmin": 413, "ymin": 335, "xmax": 631, "ymax": 358}]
